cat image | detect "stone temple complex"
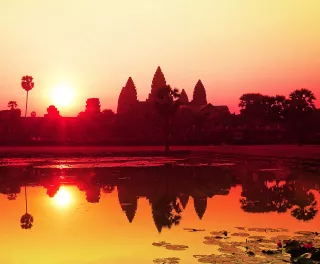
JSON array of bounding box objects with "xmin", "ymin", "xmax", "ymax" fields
[{"xmin": 117, "ymin": 66, "xmax": 230, "ymax": 117}]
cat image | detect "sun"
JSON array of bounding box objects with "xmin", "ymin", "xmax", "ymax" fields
[
  {"xmin": 53, "ymin": 187, "xmax": 72, "ymax": 207},
  {"xmin": 51, "ymin": 83, "xmax": 75, "ymax": 107}
]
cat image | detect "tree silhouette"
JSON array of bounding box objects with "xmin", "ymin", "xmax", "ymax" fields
[
  {"xmin": 154, "ymin": 85, "xmax": 181, "ymax": 152},
  {"xmin": 266, "ymin": 95, "xmax": 289, "ymax": 123},
  {"xmin": 151, "ymin": 197, "xmax": 182, "ymax": 233},
  {"xmin": 240, "ymin": 178, "xmax": 294, "ymax": 214},
  {"xmin": 46, "ymin": 105, "xmax": 60, "ymax": 118},
  {"xmin": 287, "ymin": 88, "xmax": 316, "ymax": 144},
  {"xmin": 239, "ymin": 93, "xmax": 266, "ymax": 125},
  {"xmin": 289, "ymin": 88, "xmax": 316, "ymax": 112},
  {"xmin": 7, "ymin": 193, "xmax": 18, "ymax": 200},
  {"xmin": 290, "ymin": 186, "xmax": 318, "ymax": 222},
  {"xmin": 102, "ymin": 185, "xmax": 115, "ymax": 194},
  {"xmin": 21, "ymin": 76, "xmax": 34, "ymax": 118},
  {"xmin": 291, "ymin": 202, "xmax": 318, "ymax": 222},
  {"xmin": 20, "ymin": 185, "xmax": 34, "ymax": 229},
  {"xmin": 8, "ymin": 101, "xmax": 18, "ymax": 110},
  {"xmin": 102, "ymin": 109, "xmax": 115, "ymax": 124}
]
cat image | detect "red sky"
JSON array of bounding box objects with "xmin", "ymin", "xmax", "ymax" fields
[{"xmin": 0, "ymin": 0, "xmax": 319, "ymax": 116}]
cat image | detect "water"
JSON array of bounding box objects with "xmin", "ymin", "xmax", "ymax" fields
[{"xmin": 0, "ymin": 159, "xmax": 319, "ymax": 263}]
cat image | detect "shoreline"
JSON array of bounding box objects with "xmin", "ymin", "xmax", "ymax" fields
[{"xmin": 1, "ymin": 145, "xmax": 320, "ymax": 160}]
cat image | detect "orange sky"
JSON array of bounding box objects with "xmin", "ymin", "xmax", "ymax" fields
[{"xmin": 1, "ymin": 0, "xmax": 320, "ymax": 116}]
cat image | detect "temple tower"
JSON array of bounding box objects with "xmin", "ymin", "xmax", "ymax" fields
[
  {"xmin": 117, "ymin": 77, "xmax": 138, "ymax": 114},
  {"xmin": 191, "ymin": 80, "xmax": 207, "ymax": 105},
  {"xmin": 148, "ymin": 66, "xmax": 167, "ymax": 100}
]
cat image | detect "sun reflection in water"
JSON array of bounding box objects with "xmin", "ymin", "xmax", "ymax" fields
[{"xmin": 52, "ymin": 187, "xmax": 72, "ymax": 208}]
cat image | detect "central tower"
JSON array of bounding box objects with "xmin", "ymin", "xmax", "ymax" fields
[{"xmin": 147, "ymin": 66, "xmax": 167, "ymax": 100}]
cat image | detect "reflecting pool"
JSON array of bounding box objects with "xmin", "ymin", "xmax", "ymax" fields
[{"xmin": 0, "ymin": 159, "xmax": 319, "ymax": 263}]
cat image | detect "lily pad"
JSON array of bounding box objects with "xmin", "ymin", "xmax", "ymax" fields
[
  {"xmin": 153, "ymin": 257, "xmax": 180, "ymax": 264},
  {"xmin": 248, "ymin": 236, "xmax": 266, "ymax": 240},
  {"xmin": 152, "ymin": 241, "xmax": 170, "ymax": 247},
  {"xmin": 218, "ymin": 244, "xmax": 244, "ymax": 254},
  {"xmin": 184, "ymin": 228, "xmax": 205, "ymax": 232},
  {"xmin": 165, "ymin": 244, "xmax": 189, "ymax": 251},
  {"xmin": 231, "ymin": 232, "xmax": 250, "ymax": 237},
  {"xmin": 235, "ymin": 227, "xmax": 246, "ymax": 231},
  {"xmin": 294, "ymin": 231, "xmax": 318, "ymax": 236},
  {"xmin": 210, "ymin": 230, "xmax": 228, "ymax": 236},
  {"xmin": 248, "ymin": 228, "xmax": 267, "ymax": 232}
]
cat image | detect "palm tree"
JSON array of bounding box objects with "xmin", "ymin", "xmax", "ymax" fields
[
  {"xmin": 154, "ymin": 85, "xmax": 181, "ymax": 152},
  {"xmin": 8, "ymin": 101, "xmax": 18, "ymax": 110},
  {"xmin": 20, "ymin": 184, "xmax": 34, "ymax": 229},
  {"xmin": 21, "ymin": 76, "xmax": 34, "ymax": 118}
]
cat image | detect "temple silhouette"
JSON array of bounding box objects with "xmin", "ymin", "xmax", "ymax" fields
[
  {"xmin": 1, "ymin": 66, "xmax": 320, "ymax": 145},
  {"xmin": 117, "ymin": 66, "xmax": 229, "ymax": 116}
]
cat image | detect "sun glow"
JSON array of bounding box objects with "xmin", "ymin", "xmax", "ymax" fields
[
  {"xmin": 53, "ymin": 187, "xmax": 72, "ymax": 208},
  {"xmin": 51, "ymin": 83, "xmax": 75, "ymax": 107}
]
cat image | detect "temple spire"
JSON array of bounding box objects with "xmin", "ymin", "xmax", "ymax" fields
[
  {"xmin": 179, "ymin": 89, "xmax": 189, "ymax": 104},
  {"xmin": 117, "ymin": 77, "xmax": 138, "ymax": 114},
  {"xmin": 148, "ymin": 66, "xmax": 167, "ymax": 100},
  {"xmin": 191, "ymin": 79, "xmax": 207, "ymax": 105},
  {"xmin": 193, "ymin": 196, "xmax": 207, "ymax": 220}
]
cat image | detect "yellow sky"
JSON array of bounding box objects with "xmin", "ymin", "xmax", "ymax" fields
[{"xmin": 0, "ymin": 0, "xmax": 319, "ymax": 116}]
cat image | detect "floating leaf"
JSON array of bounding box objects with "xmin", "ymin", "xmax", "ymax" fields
[
  {"xmin": 165, "ymin": 244, "xmax": 188, "ymax": 251},
  {"xmin": 270, "ymin": 235, "xmax": 292, "ymax": 241},
  {"xmin": 153, "ymin": 257, "xmax": 180, "ymax": 264},
  {"xmin": 261, "ymin": 249, "xmax": 282, "ymax": 255},
  {"xmin": 248, "ymin": 236, "xmax": 266, "ymax": 240},
  {"xmin": 184, "ymin": 228, "xmax": 205, "ymax": 232},
  {"xmin": 218, "ymin": 244, "xmax": 243, "ymax": 254},
  {"xmin": 152, "ymin": 241, "xmax": 188, "ymax": 251},
  {"xmin": 152, "ymin": 241, "xmax": 170, "ymax": 247},
  {"xmin": 248, "ymin": 228, "xmax": 267, "ymax": 232},
  {"xmin": 231, "ymin": 232, "xmax": 250, "ymax": 237},
  {"xmin": 235, "ymin": 227, "xmax": 246, "ymax": 231},
  {"xmin": 210, "ymin": 231, "xmax": 228, "ymax": 236},
  {"xmin": 298, "ymin": 253, "xmax": 312, "ymax": 259},
  {"xmin": 295, "ymin": 231, "xmax": 318, "ymax": 236}
]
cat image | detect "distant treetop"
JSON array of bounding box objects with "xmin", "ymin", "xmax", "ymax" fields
[
  {"xmin": 21, "ymin": 76, "xmax": 34, "ymax": 92},
  {"xmin": 46, "ymin": 105, "xmax": 60, "ymax": 118},
  {"xmin": 8, "ymin": 101, "xmax": 18, "ymax": 110}
]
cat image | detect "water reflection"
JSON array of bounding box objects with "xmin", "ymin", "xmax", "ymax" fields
[
  {"xmin": 20, "ymin": 185, "xmax": 34, "ymax": 229},
  {"xmin": 52, "ymin": 187, "xmax": 72, "ymax": 208},
  {"xmin": 0, "ymin": 164, "xmax": 319, "ymax": 232}
]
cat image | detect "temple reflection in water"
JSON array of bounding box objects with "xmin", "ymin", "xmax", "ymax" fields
[{"xmin": 0, "ymin": 164, "xmax": 319, "ymax": 232}]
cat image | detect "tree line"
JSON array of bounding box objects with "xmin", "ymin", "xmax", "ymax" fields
[{"xmin": 1, "ymin": 86, "xmax": 319, "ymax": 148}]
